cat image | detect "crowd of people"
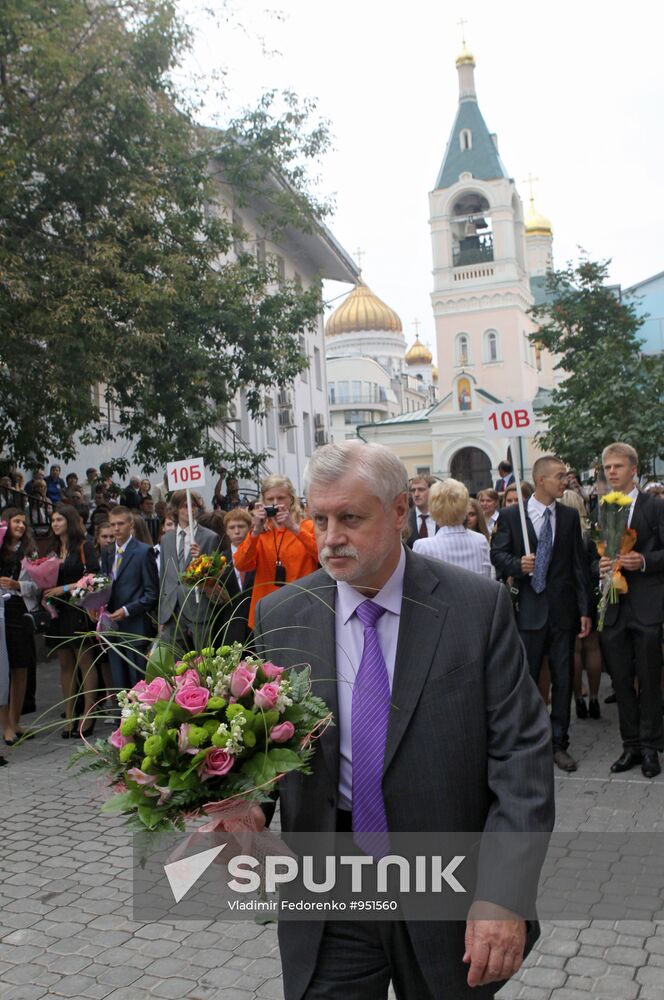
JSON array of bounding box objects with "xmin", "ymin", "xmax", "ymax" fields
[
  {"xmin": 405, "ymin": 445, "xmax": 664, "ymax": 779},
  {"xmin": 0, "ymin": 465, "xmax": 314, "ymax": 760},
  {"xmin": 1, "ymin": 444, "xmax": 662, "ymax": 786}
]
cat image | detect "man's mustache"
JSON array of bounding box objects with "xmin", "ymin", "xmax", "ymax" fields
[{"xmin": 320, "ymin": 545, "xmax": 360, "ymax": 562}]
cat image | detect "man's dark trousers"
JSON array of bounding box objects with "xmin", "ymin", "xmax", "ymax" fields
[
  {"xmin": 520, "ymin": 626, "xmax": 575, "ymax": 752},
  {"xmin": 600, "ymin": 598, "xmax": 663, "ymax": 753}
]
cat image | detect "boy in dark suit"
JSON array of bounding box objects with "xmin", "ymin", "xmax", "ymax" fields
[
  {"xmin": 492, "ymin": 455, "xmax": 593, "ymax": 772},
  {"xmin": 100, "ymin": 505, "xmax": 159, "ymax": 690},
  {"xmin": 599, "ymin": 442, "xmax": 664, "ymax": 778}
]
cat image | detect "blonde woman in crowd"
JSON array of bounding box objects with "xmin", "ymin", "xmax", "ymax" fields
[{"xmin": 414, "ymin": 479, "xmax": 492, "ymax": 577}]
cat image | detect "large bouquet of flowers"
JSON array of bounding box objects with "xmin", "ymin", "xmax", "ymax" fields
[
  {"xmin": 182, "ymin": 552, "xmax": 229, "ymax": 603},
  {"xmin": 22, "ymin": 555, "xmax": 62, "ymax": 618},
  {"xmin": 596, "ymin": 491, "xmax": 637, "ymax": 631},
  {"xmin": 72, "ymin": 643, "xmax": 331, "ymax": 833},
  {"xmin": 70, "ymin": 573, "xmax": 113, "ymax": 611}
]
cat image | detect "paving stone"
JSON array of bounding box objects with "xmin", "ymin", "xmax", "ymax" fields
[
  {"xmin": 639, "ymin": 965, "xmax": 664, "ymax": 987},
  {"xmin": 149, "ymin": 978, "xmax": 198, "ymax": 998},
  {"xmin": 537, "ymin": 935, "xmax": 580, "ymax": 957},
  {"xmin": 565, "ymin": 955, "xmax": 608, "ymax": 976},
  {"xmin": 519, "ymin": 965, "xmax": 567, "ymax": 988}
]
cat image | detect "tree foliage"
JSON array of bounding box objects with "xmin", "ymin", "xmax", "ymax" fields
[
  {"xmin": 0, "ymin": 0, "xmax": 332, "ymax": 473},
  {"xmin": 529, "ymin": 256, "xmax": 664, "ymax": 474}
]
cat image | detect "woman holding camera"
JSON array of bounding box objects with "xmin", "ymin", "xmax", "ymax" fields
[
  {"xmin": 233, "ymin": 474, "xmax": 318, "ymax": 629},
  {"xmin": 0, "ymin": 508, "xmax": 39, "ymax": 748}
]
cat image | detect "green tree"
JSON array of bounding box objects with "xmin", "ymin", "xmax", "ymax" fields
[
  {"xmin": 529, "ymin": 256, "xmax": 664, "ymax": 474},
  {"xmin": 0, "ymin": 0, "xmax": 331, "ymax": 473}
]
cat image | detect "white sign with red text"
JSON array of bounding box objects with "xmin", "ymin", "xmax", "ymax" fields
[
  {"xmin": 166, "ymin": 457, "xmax": 206, "ymax": 492},
  {"xmin": 482, "ymin": 401, "xmax": 535, "ymax": 439}
]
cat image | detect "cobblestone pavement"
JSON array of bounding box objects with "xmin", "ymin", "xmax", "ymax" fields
[{"xmin": 1, "ymin": 661, "xmax": 663, "ymax": 1000}]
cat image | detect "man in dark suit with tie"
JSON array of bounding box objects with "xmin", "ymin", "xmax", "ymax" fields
[
  {"xmin": 405, "ymin": 474, "xmax": 439, "ymax": 547},
  {"xmin": 250, "ymin": 441, "xmax": 554, "ymax": 1000},
  {"xmin": 491, "ymin": 455, "xmax": 592, "ymax": 773},
  {"xmin": 158, "ymin": 490, "xmax": 223, "ymax": 651},
  {"xmin": 100, "ymin": 506, "xmax": 159, "ymax": 690},
  {"xmin": 599, "ymin": 442, "xmax": 664, "ymax": 778},
  {"xmin": 494, "ymin": 461, "xmax": 515, "ymax": 494}
]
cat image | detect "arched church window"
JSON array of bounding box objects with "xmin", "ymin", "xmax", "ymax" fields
[
  {"xmin": 484, "ymin": 330, "xmax": 499, "ymax": 363},
  {"xmin": 460, "ymin": 129, "xmax": 472, "ymax": 151},
  {"xmin": 455, "ymin": 333, "xmax": 470, "ymax": 367}
]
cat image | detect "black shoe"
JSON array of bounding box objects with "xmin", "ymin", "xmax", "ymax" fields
[
  {"xmin": 0, "ymin": 756, "xmax": 7, "ymax": 766},
  {"xmin": 605, "ymin": 692, "xmax": 617, "ymax": 704},
  {"xmin": 588, "ymin": 698, "xmax": 601, "ymax": 719},
  {"xmin": 610, "ymin": 750, "xmax": 643, "ymax": 773},
  {"xmin": 575, "ymin": 698, "xmax": 588, "ymax": 719},
  {"xmin": 642, "ymin": 752, "xmax": 661, "ymax": 779},
  {"xmin": 554, "ymin": 749, "xmax": 578, "ymax": 772},
  {"xmin": 61, "ymin": 727, "xmax": 75, "ymax": 739},
  {"xmin": 22, "ymin": 702, "xmax": 36, "ymax": 715}
]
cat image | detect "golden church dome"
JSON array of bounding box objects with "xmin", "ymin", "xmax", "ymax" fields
[
  {"xmin": 525, "ymin": 196, "xmax": 552, "ymax": 236},
  {"xmin": 325, "ymin": 281, "xmax": 402, "ymax": 337},
  {"xmin": 456, "ymin": 42, "xmax": 475, "ymax": 67},
  {"xmin": 431, "ymin": 365, "xmax": 439, "ymax": 382},
  {"xmin": 405, "ymin": 335, "xmax": 433, "ymax": 365}
]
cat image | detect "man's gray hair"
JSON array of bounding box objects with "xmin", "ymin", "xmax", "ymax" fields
[{"xmin": 304, "ymin": 442, "xmax": 409, "ymax": 508}]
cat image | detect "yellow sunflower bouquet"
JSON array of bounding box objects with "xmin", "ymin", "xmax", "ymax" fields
[{"xmin": 596, "ymin": 491, "xmax": 637, "ymax": 631}]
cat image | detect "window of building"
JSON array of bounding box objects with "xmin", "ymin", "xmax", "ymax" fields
[
  {"xmin": 314, "ymin": 347, "xmax": 322, "ymax": 390},
  {"xmin": 299, "ymin": 335, "xmax": 308, "ymax": 383},
  {"xmin": 416, "ymin": 466, "xmax": 431, "ymax": 477},
  {"xmin": 239, "ymin": 390, "xmax": 250, "ymax": 441},
  {"xmin": 256, "ymin": 239, "xmax": 266, "ymax": 264},
  {"xmin": 276, "ymin": 255, "xmax": 286, "ymax": 283},
  {"xmin": 265, "ymin": 399, "xmax": 276, "ymax": 449},
  {"xmin": 232, "ymin": 210, "xmax": 245, "ymax": 255},
  {"xmin": 484, "ymin": 330, "xmax": 499, "ymax": 363},
  {"xmin": 302, "ymin": 412, "xmax": 312, "ymax": 456},
  {"xmin": 522, "ymin": 332, "xmax": 533, "ymax": 365},
  {"xmin": 455, "ymin": 333, "xmax": 470, "ymax": 366},
  {"xmin": 328, "ymin": 383, "xmax": 336, "ymax": 404},
  {"xmin": 338, "ymin": 381, "xmax": 349, "ymax": 403},
  {"xmin": 286, "ymin": 427, "xmax": 296, "ymax": 453},
  {"xmin": 344, "ymin": 410, "xmax": 373, "ymax": 425},
  {"xmin": 460, "ymin": 129, "xmax": 472, "ymax": 151}
]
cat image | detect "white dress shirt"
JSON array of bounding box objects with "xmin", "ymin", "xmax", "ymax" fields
[
  {"xmin": 335, "ymin": 546, "xmax": 406, "ymax": 811},
  {"xmin": 176, "ymin": 524, "xmax": 195, "ymax": 565},
  {"xmin": 527, "ymin": 495, "xmax": 557, "ymax": 542},
  {"xmin": 231, "ymin": 543, "xmax": 244, "ymax": 590},
  {"xmin": 413, "ymin": 525, "xmax": 492, "ymax": 577},
  {"xmin": 627, "ymin": 486, "xmax": 639, "ymax": 528},
  {"xmin": 414, "ymin": 510, "xmax": 436, "ymax": 538}
]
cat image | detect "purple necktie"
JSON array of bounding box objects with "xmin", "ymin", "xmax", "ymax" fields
[{"xmin": 352, "ymin": 599, "xmax": 390, "ymax": 858}]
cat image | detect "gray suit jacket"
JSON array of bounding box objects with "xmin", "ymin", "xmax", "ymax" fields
[
  {"xmin": 254, "ymin": 546, "xmax": 555, "ymax": 999},
  {"xmin": 158, "ymin": 523, "xmax": 221, "ymax": 626}
]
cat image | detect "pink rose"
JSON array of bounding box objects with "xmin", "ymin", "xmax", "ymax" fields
[
  {"xmin": 229, "ymin": 663, "xmax": 257, "ymax": 699},
  {"xmin": 130, "ymin": 680, "xmax": 149, "ymax": 700},
  {"xmin": 135, "ymin": 676, "xmax": 173, "ymax": 705},
  {"xmin": 198, "ymin": 747, "xmax": 235, "ymax": 780},
  {"xmin": 174, "ymin": 668, "xmax": 201, "ymax": 689},
  {"xmin": 254, "ymin": 682, "xmax": 280, "ymax": 711},
  {"xmin": 127, "ymin": 768, "xmax": 158, "ymax": 786},
  {"xmin": 109, "ymin": 727, "xmax": 129, "ymax": 749},
  {"xmin": 261, "ymin": 661, "xmax": 285, "ymax": 681},
  {"xmin": 269, "ymin": 721, "xmax": 295, "ymax": 743},
  {"xmin": 174, "ymin": 684, "xmax": 210, "ymax": 714}
]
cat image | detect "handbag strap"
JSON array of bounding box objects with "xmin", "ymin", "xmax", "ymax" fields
[{"xmin": 79, "ymin": 541, "xmax": 87, "ymax": 575}]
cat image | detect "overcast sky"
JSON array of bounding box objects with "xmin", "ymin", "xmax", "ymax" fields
[{"xmin": 184, "ymin": 0, "xmax": 664, "ymax": 362}]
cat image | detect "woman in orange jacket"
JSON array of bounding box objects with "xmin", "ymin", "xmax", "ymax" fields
[{"xmin": 233, "ymin": 474, "xmax": 319, "ymax": 628}]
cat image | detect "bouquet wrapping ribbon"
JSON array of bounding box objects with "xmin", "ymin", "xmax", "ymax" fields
[{"xmin": 0, "ymin": 596, "xmax": 11, "ymax": 706}]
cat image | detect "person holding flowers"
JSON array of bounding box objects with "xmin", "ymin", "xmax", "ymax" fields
[
  {"xmin": 0, "ymin": 508, "xmax": 39, "ymax": 747},
  {"xmin": 598, "ymin": 442, "xmax": 664, "ymax": 778},
  {"xmin": 43, "ymin": 504, "xmax": 100, "ymax": 737},
  {"xmin": 233, "ymin": 474, "xmax": 318, "ymax": 629}
]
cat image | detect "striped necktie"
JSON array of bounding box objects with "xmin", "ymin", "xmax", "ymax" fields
[{"xmin": 112, "ymin": 546, "xmax": 124, "ymax": 579}]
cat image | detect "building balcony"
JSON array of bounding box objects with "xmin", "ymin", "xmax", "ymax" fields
[{"xmin": 329, "ymin": 393, "xmax": 389, "ymax": 408}]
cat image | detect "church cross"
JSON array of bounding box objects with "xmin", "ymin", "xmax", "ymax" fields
[
  {"xmin": 523, "ymin": 173, "xmax": 539, "ymax": 202},
  {"xmin": 413, "ymin": 318, "xmax": 421, "ymax": 338},
  {"xmin": 457, "ymin": 17, "xmax": 468, "ymax": 45},
  {"xmin": 354, "ymin": 247, "xmax": 365, "ymax": 274}
]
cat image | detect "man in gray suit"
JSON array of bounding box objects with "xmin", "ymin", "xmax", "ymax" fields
[
  {"xmin": 158, "ymin": 490, "xmax": 222, "ymax": 651},
  {"xmin": 251, "ymin": 442, "xmax": 554, "ymax": 1000}
]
